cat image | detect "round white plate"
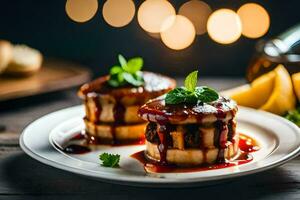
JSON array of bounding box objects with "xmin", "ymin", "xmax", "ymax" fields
[{"xmin": 20, "ymin": 105, "xmax": 300, "ymax": 187}]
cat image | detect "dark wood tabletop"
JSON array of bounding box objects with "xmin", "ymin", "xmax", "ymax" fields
[{"xmin": 1, "ymin": 78, "xmax": 300, "ymax": 200}]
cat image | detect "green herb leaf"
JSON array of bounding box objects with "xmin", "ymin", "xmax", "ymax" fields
[
  {"xmin": 118, "ymin": 54, "xmax": 127, "ymax": 69},
  {"xmin": 123, "ymin": 72, "xmax": 144, "ymax": 86},
  {"xmin": 165, "ymin": 88, "xmax": 187, "ymax": 104},
  {"xmin": 184, "ymin": 70, "xmax": 198, "ymax": 92},
  {"xmin": 110, "ymin": 65, "xmax": 122, "ymax": 75},
  {"xmin": 108, "ymin": 54, "xmax": 144, "ymax": 87},
  {"xmin": 125, "ymin": 57, "xmax": 143, "ymax": 73},
  {"xmin": 285, "ymin": 107, "xmax": 300, "ymax": 127},
  {"xmin": 108, "ymin": 73, "xmax": 125, "ymax": 87},
  {"xmin": 165, "ymin": 70, "xmax": 219, "ymax": 105},
  {"xmin": 134, "ymin": 71, "xmax": 144, "ymax": 81},
  {"xmin": 108, "ymin": 78, "xmax": 121, "ymax": 87},
  {"xmin": 195, "ymin": 86, "xmax": 219, "ymax": 103},
  {"xmin": 99, "ymin": 153, "xmax": 120, "ymax": 168},
  {"xmin": 165, "ymin": 88, "xmax": 197, "ymax": 104}
]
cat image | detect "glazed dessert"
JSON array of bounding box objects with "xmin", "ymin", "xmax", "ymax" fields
[
  {"xmin": 138, "ymin": 71, "xmax": 238, "ymax": 166},
  {"xmin": 78, "ymin": 55, "xmax": 176, "ymax": 144}
]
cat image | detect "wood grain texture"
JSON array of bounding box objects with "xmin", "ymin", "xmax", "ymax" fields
[
  {"xmin": 2, "ymin": 78, "xmax": 300, "ymax": 200},
  {"xmin": 0, "ymin": 59, "xmax": 91, "ymax": 101}
]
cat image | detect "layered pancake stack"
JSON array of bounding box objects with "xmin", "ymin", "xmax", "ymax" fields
[
  {"xmin": 139, "ymin": 94, "xmax": 238, "ymax": 166},
  {"xmin": 78, "ymin": 72, "xmax": 176, "ymax": 144},
  {"xmin": 138, "ymin": 71, "xmax": 240, "ymax": 166}
]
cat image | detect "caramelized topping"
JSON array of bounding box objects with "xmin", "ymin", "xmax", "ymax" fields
[
  {"xmin": 78, "ymin": 72, "xmax": 176, "ymax": 100},
  {"xmin": 139, "ymin": 96, "xmax": 237, "ymax": 124}
]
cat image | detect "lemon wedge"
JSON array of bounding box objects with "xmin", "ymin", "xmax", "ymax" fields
[
  {"xmin": 260, "ymin": 65, "xmax": 296, "ymax": 115},
  {"xmin": 292, "ymin": 72, "xmax": 300, "ymax": 102},
  {"xmin": 222, "ymin": 65, "xmax": 296, "ymax": 115},
  {"xmin": 221, "ymin": 70, "xmax": 275, "ymax": 108}
]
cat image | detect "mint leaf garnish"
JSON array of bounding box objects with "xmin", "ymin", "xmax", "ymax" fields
[
  {"xmin": 99, "ymin": 153, "xmax": 120, "ymax": 168},
  {"xmin": 184, "ymin": 70, "xmax": 198, "ymax": 92},
  {"xmin": 285, "ymin": 107, "xmax": 300, "ymax": 127},
  {"xmin": 165, "ymin": 70, "xmax": 219, "ymax": 105},
  {"xmin": 110, "ymin": 65, "xmax": 122, "ymax": 75},
  {"xmin": 118, "ymin": 54, "xmax": 127, "ymax": 69},
  {"xmin": 123, "ymin": 72, "xmax": 144, "ymax": 86},
  {"xmin": 108, "ymin": 54, "xmax": 144, "ymax": 87},
  {"xmin": 195, "ymin": 86, "xmax": 219, "ymax": 103},
  {"xmin": 165, "ymin": 88, "xmax": 197, "ymax": 104},
  {"xmin": 108, "ymin": 78, "xmax": 120, "ymax": 87},
  {"xmin": 125, "ymin": 57, "xmax": 143, "ymax": 73}
]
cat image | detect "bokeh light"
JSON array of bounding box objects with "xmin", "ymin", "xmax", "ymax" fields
[
  {"xmin": 160, "ymin": 15, "xmax": 196, "ymax": 50},
  {"xmin": 237, "ymin": 3, "xmax": 270, "ymax": 38},
  {"xmin": 137, "ymin": 0, "xmax": 176, "ymax": 33},
  {"xmin": 147, "ymin": 32, "xmax": 161, "ymax": 39},
  {"xmin": 102, "ymin": 0, "xmax": 135, "ymax": 27},
  {"xmin": 207, "ymin": 9, "xmax": 242, "ymax": 44},
  {"xmin": 178, "ymin": 0, "xmax": 212, "ymax": 35},
  {"xmin": 65, "ymin": 0, "xmax": 98, "ymax": 23}
]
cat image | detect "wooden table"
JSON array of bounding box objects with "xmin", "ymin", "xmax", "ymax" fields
[{"xmin": 1, "ymin": 78, "xmax": 299, "ymax": 200}]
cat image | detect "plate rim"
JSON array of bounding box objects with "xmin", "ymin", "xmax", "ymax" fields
[{"xmin": 19, "ymin": 105, "xmax": 300, "ymax": 187}]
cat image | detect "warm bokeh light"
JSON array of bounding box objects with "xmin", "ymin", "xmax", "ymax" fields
[
  {"xmin": 160, "ymin": 15, "xmax": 196, "ymax": 50},
  {"xmin": 147, "ymin": 32, "xmax": 161, "ymax": 39},
  {"xmin": 65, "ymin": 0, "xmax": 98, "ymax": 23},
  {"xmin": 238, "ymin": 3, "xmax": 270, "ymax": 38},
  {"xmin": 207, "ymin": 9, "xmax": 242, "ymax": 44},
  {"xmin": 102, "ymin": 0, "xmax": 135, "ymax": 27},
  {"xmin": 178, "ymin": 0, "xmax": 212, "ymax": 35},
  {"xmin": 137, "ymin": 0, "xmax": 176, "ymax": 33}
]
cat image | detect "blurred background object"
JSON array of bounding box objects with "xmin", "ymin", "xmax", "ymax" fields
[
  {"xmin": 237, "ymin": 3, "xmax": 270, "ymax": 39},
  {"xmin": 1, "ymin": 0, "xmax": 300, "ymax": 78},
  {"xmin": 247, "ymin": 24, "xmax": 300, "ymax": 81},
  {"xmin": 207, "ymin": 8, "xmax": 242, "ymax": 44},
  {"xmin": 103, "ymin": 0, "xmax": 135, "ymax": 27},
  {"xmin": 65, "ymin": 0, "xmax": 98, "ymax": 23}
]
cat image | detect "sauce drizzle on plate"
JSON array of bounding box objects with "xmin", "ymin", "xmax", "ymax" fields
[{"xmin": 131, "ymin": 133, "xmax": 259, "ymax": 173}]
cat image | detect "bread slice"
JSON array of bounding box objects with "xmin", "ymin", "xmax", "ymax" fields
[
  {"xmin": 0, "ymin": 40, "xmax": 13, "ymax": 73},
  {"xmin": 5, "ymin": 44, "xmax": 42, "ymax": 76}
]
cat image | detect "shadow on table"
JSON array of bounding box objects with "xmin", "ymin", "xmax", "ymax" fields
[
  {"xmin": 0, "ymin": 90, "xmax": 77, "ymax": 113},
  {"xmin": 1, "ymin": 152, "xmax": 299, "ymax": 200}
]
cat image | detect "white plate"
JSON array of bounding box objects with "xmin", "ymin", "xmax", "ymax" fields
[{"xmin": 20, "ymin": 105, "xmax": 300, "ymax": 187}]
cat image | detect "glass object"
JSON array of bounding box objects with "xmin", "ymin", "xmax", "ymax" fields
[{"xmin": 247, "ymin": 24, "xmax": 300, "ymax": 82}]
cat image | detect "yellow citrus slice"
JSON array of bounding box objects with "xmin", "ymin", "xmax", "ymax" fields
[
  {"xmin": 292, "ymin": 72, "xmax": 300, "ymax": 102},
  {"xmin": 260, "ymin": 65, "xmax": 296, "ymax": 115},
  {"xmin": 221, "ymin": 70, "xmax": 275, "ymax": 108}
]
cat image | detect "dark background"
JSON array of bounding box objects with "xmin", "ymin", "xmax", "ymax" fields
[{"xmin": 1, "ymin": 0, "xmax": 299, "ymax": 78}]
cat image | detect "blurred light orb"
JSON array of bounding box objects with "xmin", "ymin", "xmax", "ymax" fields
[
  {"xmin": 65, "ymin": 0, "xmax": 98, "ymax": 23},
  {"xmin": 207, "ymin": 9, "xmax": 242, "ymax": 44},
  {"xmin": 237, "ymin": 3, "xmax": 270, "ymax": 38},
  {"xmin": 103, "ymin": 0, "xmax": 135, "ymax": 27},
  {"xmin": 178, "ymin": 0, "xmax": 212, "ymax": 35},
  {"xmin": 160, "ymin": 15, "xmax": 196, "ymax": 50},
  {"xmin": 137, "ymin": 0, "xmax": 176, "ymax": 33},
  {"xmin": 147, "ymin": 32, "xmax": 161, "ymax": 39}
]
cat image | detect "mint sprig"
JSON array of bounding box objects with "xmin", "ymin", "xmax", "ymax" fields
[
  {"xmin": 285, "ymin": 107, "xmax": 300, "ymax": 127},
  {"xmin": 99, "ymin": 153, "xmax": 120, "ymax": 168},
  {"xmin": 165, "ymin": 70, "xmax": 219, "ymax": 105},
  {"xmin": 108, "ymin": 54, "xmax": 144, "ymax": 87},
  {"xmin": 195, "ymin": 86, "xmax": 219, "ymax": 103},
  {"xmin": 185, "ymin": 70, "xmax": 198, "ymax": 92}
]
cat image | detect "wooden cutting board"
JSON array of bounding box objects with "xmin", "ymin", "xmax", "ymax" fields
[{"xmin": 0, "ymin": 59, "xmax": 91, "ymax": 101}]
